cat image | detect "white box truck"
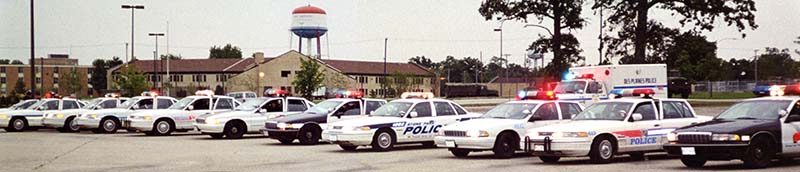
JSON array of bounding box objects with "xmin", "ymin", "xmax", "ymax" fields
[{"xmin": 553, "ymin": 64, "xmax": 668, "ymax": 105}]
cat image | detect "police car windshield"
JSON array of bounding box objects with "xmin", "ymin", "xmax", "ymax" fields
[
  {"xmin": 236, "ymin": 98, "xmax": 268, "ymax": 111},
  {"xmin": 482, "ymin": 103, "xmax": 538, "ymax": 119},
  {"xmin": 26, "ymin": 100, "xmax": 46, "ymax": 110},
  {"xmin": 371, "ymin": 102, "xmax": 413, "ymax": 117},
  {"xmin": 11, "ymin": 100, "xmax": 35, "ymax": 109},
  {"xmin": 554, "ymin": 81, "xmax": 586, "ymax": 94},
  {"xmin": 573, "ymin": 102, "xmax": 633, "ymax": 121},
  {"xmin": 170, "ymin": 98, "xmax": 195, "ymax": 110},
  {"xmin": 82, "ymin": 98, "xmax": 104, "ymax": 109},
  {"xmin": 715, "ymin": 100, "xmax": 791, "ymax": 120},
  {"xmin": 306, "ymin": 100, "xmax": 343, "ymax": 114},
  {"xmin": 120, "ymin": 98, "xmax": 140, "ymax": 108}
]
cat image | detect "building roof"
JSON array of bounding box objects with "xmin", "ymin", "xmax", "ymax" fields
[
  {"xmin": 321, "ymin": 59, "xmax": 434, "ymax": 76},
  {"xmin": 489, "ymin": 77, "xmax": 541, "ymax": 84},
  {"xmin": 114, "ymin": 58, "xmax": 266, "ymax": 74}
]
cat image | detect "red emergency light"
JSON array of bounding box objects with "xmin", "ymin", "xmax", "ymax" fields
[
  {"xmin": 336, "ymin": 91, "xmax": 364, "ymax": 99},
  {"xmin": 265, "ymin": 89, "xmax": 288, "ymax": 97},
  {"xmin": 632, "ymin": 89, "xmax": 655, "ymax": 98},
  {"xmin": 576, "ymin": 74, "xmax": 594, "ymax": 79}
]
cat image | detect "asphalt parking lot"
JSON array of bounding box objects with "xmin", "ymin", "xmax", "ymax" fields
[{"xmin": 2, "ymin": 106, "xmax": 798, "ymax": 172}]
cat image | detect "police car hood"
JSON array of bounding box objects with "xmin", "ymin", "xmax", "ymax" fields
[
  {"xmin": 676, "ymin": 119, "xmax": 779, "ymax": 135},
  {"xmin": 443, "ymin": 118, "xmax": 523, "ymax": 131},
  {"xmin": 83, "ymin": 108, "xmax": 130, "ymax": 115},
  {"xmin": 528, "ymin": 120, "xmax": 628, "ymax": 133},
  {"xmin": 273, "ymin": 112, "xmax": 327, "ymax": 124},
  {"xmin": 329, "ymin": 116, "xmax": 404, "ymax": 127},
  {"xmin": 3, "ymin": 109, "xmax": 42, "ymax": 116}
]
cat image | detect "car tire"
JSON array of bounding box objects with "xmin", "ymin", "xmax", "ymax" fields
[
  {"xmin": 100, "ymin": 118, "xmax": 118, "ymax": 134},
  {"xmin": 278, "ymin": 138, "xmax": 294, "ymax": 144},
  {"xmin": 589, "ymin": 136, "xmax": 615, "ymax": 164},
  {"xmin": 539, "ymin": 156, "xmax": 561, "ymax": 163},
  {"xmin": 742, "ymin": 136, "xmax": 775, "ymax": 168},
  {"xmin": 152, "ymin": 119, "xmax": 174, "ymax": 136},
  {"xmin": 297, "ymin": 126, "xmax": 321, "ymax": 145},
  {"xmin": 492, "ymin": 133, "xmax": 516, "ymax": 159},
  {"xmin": 629, "ymin": 152, "xmax": 645, "ymax": 161},
  {"xmin": 371, "ymin": 129, "xmax": 395, "ymax": 152},
  {"xmin": 339, "ymin": 145, "xmax": 358, "ymax": 151},
  {"xmin": 680, "ymin": 156, "xmax": 706, "ymax": 168},
  {"xmin": 209, "ymin": 133, "xmax": 224, "ymax": 139},
  {"xmin": 5, "ymin": 117, "xmax": 27, "ymax": 132},
  {"xmin": 224, "ymin": 121, "xmax": 246, "ymax": 139},
  {"xmin": 450, "ymin": 149, "xmax": 470, "ymax": 157},
  {"xmin": 63, "ymin": 117, "xmax": 80, "ymax": 133}
]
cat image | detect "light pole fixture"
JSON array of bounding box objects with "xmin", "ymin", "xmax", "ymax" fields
[
  {"xmin": 148, "ymin": 32, "xmax": 164, "ymax": 91},
  {"xmin": 122, "ymin": 4, "xmax": 144, "ymax": 64},
  {"xmin": 495, "ymin": 17, "xmax": 506, "ymax": 97}
]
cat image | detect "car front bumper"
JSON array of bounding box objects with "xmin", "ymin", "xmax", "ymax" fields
[
  {"xmin": 524, "ymin": 137, "xmax": 592, "ymax": 157},
  {"xmin": 195, "ymin": 123, "xmax": 225, "ymax": 134},
  {"xmin": 0, "ymin": 117, "xmax": 9, "ymax": 128},
  {"xmin": 321, "ymin": 130, "xmax": 374, "ymax": 146},
  {"xmin": 663, "ymin": 142, "xmax": 749, "ymax": 160},
  {"xmin": 262, "ymin": 128, "xmax": 300, "ymax": 140},
  {"xmin": 434, "ymin": 136, "xmax": 496, "ymax": 150},
  {"xmin": 126, "ymin": 119, "xmax": 155, "ymax": 132}
]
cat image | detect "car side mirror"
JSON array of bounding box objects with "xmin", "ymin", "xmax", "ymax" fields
[
  {"xmin": 779, "ymin": 110, "xmax": 788, "ymax": 117},
  {"xmin": 570, "ymin": 114, "xmax": 577, "ymax": 119},
  {"xmin": 409, "ymin": 112, "xmax": 419, "ymax": 118},
  {"xmin": 187, "ymin": 105, "xmax": 194, "ymax": 111},
  {"xmin": 257, "ymin": 108, "xmax": 266, "ymax": 113},
  {"xmin": 370, "ymin": 111, "xmax": 375, "ymax": 115},
  {"xmin": 522, "ymin": 109, "xmax": 532, "ymax": 114},
  {"xmin": 631, "ymin": 113, "xmax": 643, "ymax": 122}
]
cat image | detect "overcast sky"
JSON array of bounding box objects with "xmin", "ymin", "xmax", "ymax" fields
[{"xmin": 1, "ymin": 0, "xmax": 798, "ymax": 66}]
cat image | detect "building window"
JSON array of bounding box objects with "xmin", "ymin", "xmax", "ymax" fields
[
  {"xmin": 53, "ymin": 67, "xmax": 59, "ymax": 74},
  {"xmin": 193, "ymin": 75, "xmax": 206, "ymax": 82},
  {"xmin": 53, "ymin": 78, "xmax": 58, "ymax": 84},
  {"xmin": 216, "ymin": 74, "xmax": 228, "ymax": 82},
  {"xmin": 358, "ymin": 76, "xmax": 368, "ymax": 84},
  {"xmin": 0, "ymin": 77, "xmax": 5, "ymax": 84},
  {"xmin": 413, "ymin": 78, "xmax": 423, "ymax": 84},
  {"xmin": 171, "ymin": 75, "xmax": 184, "ymax": 82},
  {"xmin": 281, "ymin": 71, "xmax": 290, "ymax": 77},
  {"xmin": 18, "ymin": 68, "xmax": 23, "ymax": 73},
  {"xmin": 36, "ymin": 77, "xmax": 41, "ymax": 84},
  {"xmin": 0, "ymin": 67, "xmax": 5, "ymax": 73}
]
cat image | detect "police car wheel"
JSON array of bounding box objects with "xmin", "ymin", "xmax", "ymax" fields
[
  {"xmin": 224, "ymin": 122, "xmax": 246, "ymax": 139},
  {"xmin": 450, "ymin": 149, "xmax": 470, "ymax": 157},
  {"xmin": 371, "ymin": 130, "xmax": 395, "ymax": 152},
  {"xmin": 209, "ymin": 133, "xmax": 224, "ymax": 139},
  {"xmin": 100, "ymin": 118, "xmax": 118, "ymax": 134},
  {"xmin": 539, "ymin": 156, "xmax": 560, "ymax": 163},
  {"xmin": 339, "ymin": 145, "xmax": 358, "ymax": 151},
  {"xmin": 6, "ymin": 117, "xmax": 27, "ymax": 132},
  {"xmin": 680, "ymin": 156, "xmax": 706, "ymax": 168},
  {"xmin": 589, "ymin": 137, "xmax": 615, "ymax": 164},
  {"xmin": 153, "ymin": 120, "xmax": 174, "ymax": 136},
  {"xmin": 297, "ymin": 127, "xmax": 320, "ymax": 145},
  {"xmin": 492, "ymin": 134, "xmax": 516, "ymax": 159},
  {"xmin": 743, "ymin": 137, "xmax": 775, "ymax": 168},
  {"xmin": 65, "ymin": 117, "xmax": 80, "ymax": 132}
]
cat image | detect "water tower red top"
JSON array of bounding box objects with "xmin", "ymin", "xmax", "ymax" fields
[{"xmin": 292, "ymin": 5, "xmax": 326, "ymax": 14}]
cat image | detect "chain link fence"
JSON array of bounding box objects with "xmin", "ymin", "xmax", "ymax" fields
[{"xmin": 692, "ymin": 80, "xmax": 789, "ymax": 93}]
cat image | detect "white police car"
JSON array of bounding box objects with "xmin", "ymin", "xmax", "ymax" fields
[
  {"xmin": 434, "ymin": 100, "xmax": 583, "ymax": 158},
  {"xmin": 42, "ymin": 96, "xmax": 129, "ymax": 132},
  {"xmin": 321, "ymin": 92, "xmax": 481, "ymax": 151},
  {"xmin": 523, "ymin": 91, "xmax": 711, "ymax": 163},
  {"xmin": 263, "ymin": 91, "xmax": 387, "ymax": 145},
  {"xmin": 0, "ymin": 99, "xmax": 39, "ymax": 113},
  {"xmin": 127, "ymin": 90, "xmax": 239, "ymax": 136},
  {"xmin": 0, "ymin": 98, "xmax": 83, "ymax": 132},
  {"xmin": 195, "ymin": 92, "xmax": 314, "ymax": 139},
  {"xmin": 75, "ymin": 94, "xmax": 177, "ymax": 133}
]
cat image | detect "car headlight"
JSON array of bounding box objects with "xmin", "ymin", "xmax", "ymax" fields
[
  {"xmin": 353, "ymin": 126, "xmax": 371, "ymax": 131},
  {"xmin": 712, "ymin": 134, "xmax": 741, "ymax": 141},
  {"xmin": 667, "ymin": 132, "xmax": 678, "ymax": 142},
  {"xmin": 277, "ymin": 122, "xmax": 290, "ymax": 129},
  {"xmin": 466, "ymin": 130, "xmax": 489, "ymax": 137},
  {"xmin": 436, "ymin": 129, "xmax": 444, "ymax": 136},
  {"xmin": 142, "ymin": 116, "xmax": 152, "ymax": 120},
  {"xmin": 56, "ymin": 114, "xmax": 64, "ymax": 119},
  {"xmin": 562, "ymin": 132, "xmax": 589, "ymax": 137}
]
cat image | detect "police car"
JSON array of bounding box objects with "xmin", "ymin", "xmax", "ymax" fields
[
  {"xmin": 321, "ymin": 92, "xmax": 480, "ymax": 151},
  {"xmin": 663, "ymin": 96, "xmax": 800, "ymax": 168},
  {"xmin": 195, "ymin": 89, "xmax": 314, "ymax": 139},
  {"xmin": 0, "ymin": 98, "xmax": 83, "ymax": 132},
  {"xmin": 42, "ymin": 95, "xmax": 129, "ymax": 132},
  {"xmin": 434, "ymin": 100, "xmax": 583, "ymax": 158},
  {"xmin": 523, "ymin": 89, "xmax": 711, "ymax": 163},
  {"xmin": 75, "ymin": 92, "xmax": 177, "ymax": 133},
  {"xmin": 126, "ymin": 90, "xmax": 239, "ymax": 136},
  {"xmin": 263, "ymin": 91, "xmax": 387, "ymax": 145},
  {"xmin": 0, "ymin": 99, "xmax": 39, "ymax": 113}
]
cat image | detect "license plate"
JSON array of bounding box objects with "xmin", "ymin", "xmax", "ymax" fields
[
  {"xmin": 445, "ymin": 140, "xmax": 456, "ymax": 147},
  {"xmin": 533, "ymin": 144, "xmax": 545, "ymax": 151},
  {"xmin": 681, "ymin": 147, "xmax": 696, "ymax": 155},
  {"xmin": 329, "ymin": 135, "xmax": 337, "ymax": 141}
]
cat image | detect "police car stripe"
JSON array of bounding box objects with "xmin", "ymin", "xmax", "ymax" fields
[
  {"xmin": 613, "ymin": 85, "xmax": 668, "ymax": 89},
  {"xmin": 557, "ymin": 98, "xmax": 610, "ymax": 101}
]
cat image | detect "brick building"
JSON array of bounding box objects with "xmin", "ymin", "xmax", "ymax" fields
[{"xmin": 0, "ymin": 54, "xmax": 92, "ymax": 97}]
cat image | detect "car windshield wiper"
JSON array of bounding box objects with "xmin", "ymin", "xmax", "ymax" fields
[{"xmin": 734, "ymin": 117, "xmax": 759, "ymax": 120}]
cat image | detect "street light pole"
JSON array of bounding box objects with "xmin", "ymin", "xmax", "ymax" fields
[
  {"xmin": 754, "ymin": 49, "xmax": 759, "ymax": 85},
  {"xmin": 149, "ymin": 32, "xmax": 164, "ymax": 91},
  {"xmin": 121, "ymin": 4, "xmax": 144, "ymax": 63},
  {"xmin": 30, "ymin": 0, "xmax": 35, "ymax": 98},
  {"xmin": 495, "ymin": 18, "xmax": 506, "ymax": 97}
]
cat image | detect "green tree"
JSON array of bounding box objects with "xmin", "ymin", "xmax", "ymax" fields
[
  {"xmin": 11, "ymin": 60, "xmax": 23, "ymax": 65},
  {"xmin": 209, "ymin": 44, "xmax": 242, "ymax": 59},
  {"xmin": 14, "ymin": 80, "xmax": 26, "ymax": 95},
  {"xmin": 594, "ymin": 0, "xmax": 758, "ymax": 63},
  {"xmin": 756, "ymin": 47, "xmax": 796, "ymax": 80},
  {"xmin": 90, "ymin": 57, "xmax": 125, "ymax": 92},
  {"xmin": 479, "ymin": 0, "xmax": 586, "ymax": 78},
  {"xmin": 113, "ymin": 66, "xmax": 148, "ymax": 97},
  {"xmin": 0, "ymin": 59, "xmax": 10, "ymax": 64},
  {"xmin": 60, "ymin": 68, "xmax": 84, "ymax": 95},
  {"xmin": 664, "ymin": 32, "xmax": 720, "ymax": 81},
  {"xmin": 409, "ymin": 56, "xmax": 438, "ymax": 69},
  {"xmin": 292, "ymin": 58, "xmax": 325, "ymax": 98},
  {"xmin": 160, "ymin": 54, "xmax": 182, "ymax": 60},
  {"xmin": 388, "ymin": 72, "xmax": 413, "ymax": 97}
]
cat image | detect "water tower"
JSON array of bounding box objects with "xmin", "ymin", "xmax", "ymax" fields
[{"xmin": 291, "ymin": 5, "xmax": 327, "ymax": 59}]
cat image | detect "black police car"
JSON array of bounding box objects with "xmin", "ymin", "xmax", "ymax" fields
[
  {"xmin": 663, "ymin": 97, "xmax": 800, "ymax": 168},
  {"xmin": 261, "ymin": 92, "xmax": 386, "ymax": 145}
]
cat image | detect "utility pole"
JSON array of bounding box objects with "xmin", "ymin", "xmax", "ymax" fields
[
  {"xmin": 149, "ymin": 32, "xmax": 164, "ymax": 91},
  {"xmin": 30, "ymin": 0, "xmax": 35, "ymax": 97},
  {"xmin": 125, "ymin": 43, "xmax": 129, "ymax": 67},
  {"xmin": 122, "ymin": 4, "xmax": 144, "ymax": 63},
  {"xmin": 383, "ymin": 37, "xmax": 387, "ymax": 98},
  {"xmin": 754, "ymin": 49, "xmax": 759, "ymax": 85},
  {"xmin": 598, "ymin": 5, "xmax": 604, "ymax": 65},
  {"xmin": 495, "ymin": 18, "xmax": 506, "ymax": 97}
]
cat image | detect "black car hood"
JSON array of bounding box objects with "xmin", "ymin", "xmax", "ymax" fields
[
  {"xmin": 676, "ymin": 119, "xmax": 779, "ymax": 135},
  {"xmin": 273, "ymin": 112, "xmax": 327, "ymax": 123}
]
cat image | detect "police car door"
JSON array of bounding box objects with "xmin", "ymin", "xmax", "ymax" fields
[
  {"xmin": 401, "ymin": 102, "xmax": 437, "ymax": 142},
  {"xmin": 529, "ymin": 102, "xmax": 562, "ymax": 129},
  {"xmin": 658, "ymin": 100, "xmax": 697, "ymax": 141},
  {"xmin": 433, "ymin": 101, "xmax": 460, "ymax": 125},
  {"xmin": 184, "ymin": 98, "xmax": 212, "ymax": 129},
  {"xmin": 781, "ymin": 100, "xmax": 800, "ymax": 155},
  {"xmin": 627, "ymin": 101, "xmax": 661, "ymax": 151},
  {"xmin": 261, "ymin": 98, "xmax": 284, "ymax": 118},
  {"xmin": 328, "ymin": 100, "xmax": 361, "ymax": 124},
  {"xmin": 586, "ymin": 81, "xmax": 606, "ymax": 106}
]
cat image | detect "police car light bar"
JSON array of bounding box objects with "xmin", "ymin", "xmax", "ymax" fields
[
  {"xmin": 104, "ymin": 93, "xmax": 121, "ymax": 98},
  {"xmin": 401, "ymin": 92, "xmax": 434, "ymax": 99},
  {"xmin": 516, "ymin": 90, "xmax": 556, "ymax": 100},
  {"xmin": 141, "ymin": 90, "xmax": 159, "ymax": 97},
  {"xmin": 195, "ymin": 90, "xmax": 215, "ymax": 97},
  {"xmin": 770, "ymin": 85, "xmax": 785, "ymax": 97},
  {"xmin": 609, "ymin": 88, "xmax": 655, "ymax": 98},
  {"xmin": 336, "ymin": 91, "xmax": 364, "ymax": 99},
  {"xmin": 264, "ymin": 89, "xmax": 289, "ymax": 97}
]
